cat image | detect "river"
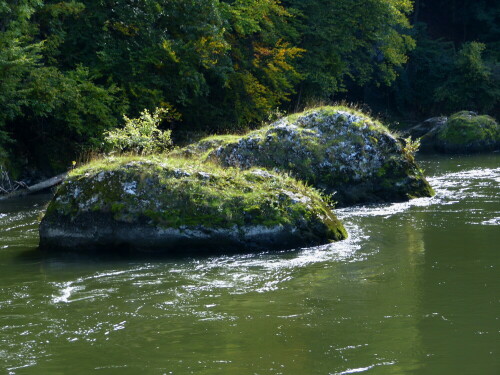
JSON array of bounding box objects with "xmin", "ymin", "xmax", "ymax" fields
[{"xmin": 0, "ymin": 154, "xmax": 498, "ymax": 375}]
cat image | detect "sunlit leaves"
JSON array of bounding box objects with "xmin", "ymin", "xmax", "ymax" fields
[{"xmin": 104, "ymin": 108, "xmax": 173, "ymax": 155}]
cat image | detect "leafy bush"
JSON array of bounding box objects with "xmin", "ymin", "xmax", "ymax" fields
[
  {"xmin": 403, "ymin": 136, "xmax": 421, "ymax": 163},
  {"xmin": 104, "ymin": 108, "xmax": 173, "ymax": 155}
]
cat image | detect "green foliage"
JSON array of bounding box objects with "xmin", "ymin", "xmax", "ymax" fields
[
  {"xmin": 220, "ymin": 0, "xmax": 303, "ymax": 128},
  {"xmin": 402, "ymin": 137, "xmax": 421, "ymax": 163},
  {"xmin": 25, "ymin": 65, "xmax": 125, "ymax": 139},
  {"xmin": 0, "ymin": 0, "xmax": 127, "ymax": 171},
  {"xmin": 0, "ymin": 0, "xmax": 42, "ymax": 157},
  {"xmin": 2, "ymin": 0, "xmax": 498, "ymax": 174},
  {"xmin": 386, "ymin": 23, "xmax": 456, "ymax": 116},
  {"xmin": 284, "ymin": 0, "xmax": 415, "ymax": 100},
  {"xmin": 380, "ymin": 0, "xmax": 500, "ymax": 120},
  {"xmin": 104, "ymin": 108, "xmax": 173, "ymax": 155},
  {"xmin": 435, "ymin": 42, "xmax": 500, "ymax": 113},
  {"xmin": 38, "ymin": 0, "xmax": 303, "ymax": 130}
]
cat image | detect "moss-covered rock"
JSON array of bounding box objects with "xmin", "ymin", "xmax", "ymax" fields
[
  {"xmin": 436, "ymin": 111, "xmax": 499, "ymax": 152},
  {"xmin": 180, "ymin": 106, "xmax": 434, "ymax": 206},
  {"xmin": 408, "ymin": 111, "xmax": 500, "ymax": 153},
  {"xmin": 39, "ymin": 156, "xmax": 347, "ymax": 253}
]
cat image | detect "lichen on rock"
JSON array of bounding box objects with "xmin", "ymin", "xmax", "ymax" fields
[
  {"xmin": 39, "ymin": 156, "xmax": 347, "ymax": 253},
  {"xmin": 182, "ymin": 106, "xmax": 434, "ymax": 206}
]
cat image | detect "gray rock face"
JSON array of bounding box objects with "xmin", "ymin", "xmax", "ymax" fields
[
  {"xmin": 39, "ymin": 157, "xmax": 347, "ymax": 254},
  {"xmin": 185, "ymin": 106, "xmax": 434, "ymax": 206},
  {"xmin": 408, "ymin": 116, "xmax": 448, "ymax": 137}
]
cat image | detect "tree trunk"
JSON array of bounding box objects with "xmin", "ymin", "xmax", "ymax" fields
[{"xmin": 0, "ymin": 173, "xmax": 67, "ymax": 201}]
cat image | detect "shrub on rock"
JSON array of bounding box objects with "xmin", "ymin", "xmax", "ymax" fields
[{"xmin": 39, "ymin": 156, "xmax": 347, "ymax": 253}]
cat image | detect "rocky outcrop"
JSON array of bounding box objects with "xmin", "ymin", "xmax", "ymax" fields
[
  {"xmin": 408, "ymin": 111, "xmax": 499, "ymax": 153},
  {"xmin": 39, "ymin": 156, "xmax": 347, "ymax": 253},
  {"xmin": 180, "ymin": 106, "xmax": 434, "ymax": 206},
  {"xmin": 406, "ymin": 117, "xmax": 447, "ymax": 141}
]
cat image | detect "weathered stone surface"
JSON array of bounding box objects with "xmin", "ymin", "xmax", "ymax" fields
[
  {"xmin": 181, "ymin": 106, "xmax": 434, "ymax": 206},
  {"xmin": 408, "ymin": 111, "xmax": 499, "ymax": 153},
  {"xmin": 407, "ymin": 116, "xmax": 447, "ymax": 137},
  {"xmin": 39, "ymin": 156, "xmax": 347, "ymax": 253}
]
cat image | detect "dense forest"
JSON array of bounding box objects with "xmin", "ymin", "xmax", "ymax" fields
[{"xmin": 1, "ymin": 0, "xmax": 498, "ymax": 176}]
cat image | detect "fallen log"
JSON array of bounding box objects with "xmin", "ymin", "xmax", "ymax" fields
[{"xmin": 0, "ymin": 173, "xmax": 67, "ymax": 201}]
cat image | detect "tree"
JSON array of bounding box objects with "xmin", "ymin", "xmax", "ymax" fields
[
  {"xmin": 283, "ymin": 0, "xmax": 415, "ymax": 103},
  {"xmin": 383, "ymin": 23, "xmax": 456, "ymax": 117},
  {"xmin": 0, "ymin": 1, "xmax": 126, "ymax": 171},
  {"xmin": 435, "ymin": 42, "xmax": 499, "ymax": 113},
  {"xmin": 42, "ymin": 0, "xmax": 302, "ymax": 130},
  {"xmin": 216, "ymin": 0, "xmax": 303, "ymax": 128},
  {"xmin": 365, "ymin": 0, "xmax": 500, "ymax": 119},
  {"xmin": 0, "ymin": 0, "xmax": 42, "ymax": 160}
]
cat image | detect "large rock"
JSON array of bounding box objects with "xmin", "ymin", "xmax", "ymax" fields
[
  {"xmin": 39, "ymin": 156, "xmax": 347, "ymax": 253},
  {"xmin": 408, "ymin": 111, "xmax": 499, "ymax": 153},
  {"xmin": 179, "ymin": 106, "xmax": 434, "ymax": 206}
]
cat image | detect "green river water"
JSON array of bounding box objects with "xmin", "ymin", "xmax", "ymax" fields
[{"xmin": 1, "ymin": 154, "xmax": 499, "ymax": 375}]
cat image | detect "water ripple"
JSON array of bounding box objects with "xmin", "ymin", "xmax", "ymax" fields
[{"xmin": 1, "ymin": 158, "xmax": 499, "ymax": 374}]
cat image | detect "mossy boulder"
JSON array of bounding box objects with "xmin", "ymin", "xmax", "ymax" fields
[
  {"xmin": 179, "ymin": 106, "xmax": 434, "ymax": 206},
  {"xmin": 39, "ymin": 156, "xmax": 347, "ymax": 253},
  {"xmin": 408, "ymin": 111, "xmax": 500, "ymax": 153},
  {"xmin": 436, "ymin": 112, "xmax": 499, "ymax": 152}
]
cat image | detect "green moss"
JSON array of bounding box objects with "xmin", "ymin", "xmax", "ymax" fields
[
  {"xmin": 168, "ymin": 106, "xmax": 433, "ymax": 206},
  {"xmin": 169, "ymin": 134, "xmax": 242, "ymax": 161},
  {"xmin": 111, "ymin": 202, "xmax": 126, "ymax": 213},
  {"xmin": 437, "ymin": 111, "xmax": 499, "ymax": 150},
  {"xmin": 198, "ymin": 134, "xmax": 242, "ymax": 144},
  {"xmin": 174, "ymin": 106, "xmax": 392, "ymax": 169},
  {"xmin": 298, "ymin": 106, "xmax": 388, "ymax": 130},
  {"xmin": 48, "ymin": 155, "xmax": 346, "ymax": 240}
]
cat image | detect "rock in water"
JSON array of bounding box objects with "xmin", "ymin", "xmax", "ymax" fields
[
  {"xmin": 406, "ymin": 117, "xmax": 448, "ymax": 141},
  {"xmin": 409, "ymin": 111, "xmax": 499, "ymax": 153},
  {"xmin": 183, "ymin": 106, "xmax": 434, "ymax": 206},
  {"xmin": 39, "ymin": 156, "xmax": 347, "ymax": 253}
]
